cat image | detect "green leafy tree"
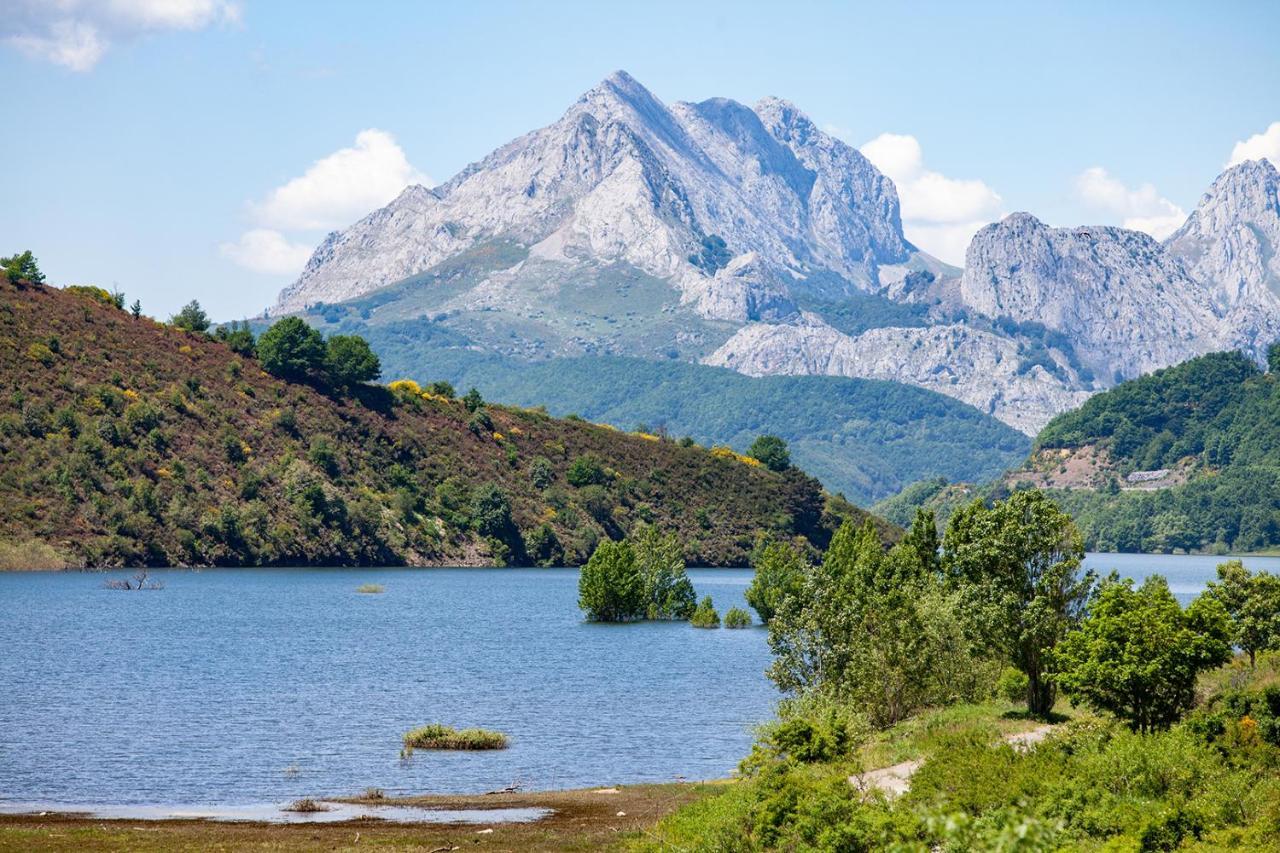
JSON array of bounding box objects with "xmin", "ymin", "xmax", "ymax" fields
[
  {"xmin": 170, "ymin": 300, "xmax": 211, "ymax": 333},
  {"xmin": 257, "ymin": 317, "xmax": 326, "ymax": 380},
  {"xmin": 1053, "ymin": 575, "xmax": 1232, "ymax": 732},
  {"xmin": 529, "ymin": 456, "xmax": 555, "ymax": 490},
  {"xmin": 1, "ymin": 250, "xmax": 45, "ymax": 284},
  {"xmin": 463, "ymin": 387, "xmax": 484, "ymax": 413},
  {"xmin": 213, "ymin": 320, "xmax": 256, "ymax": 357},
  {"xmin": 426, "ymin": 380, "xmax": 455, "ymax": 398},
  {"xmin": 745, "ymin": 540, "xmax": 806, "ymax": 624},
  {"xmin": 578, "ymin": 540, "xmax": 644, "ymax": 622},
  {"xmin": 129, "ymin": 299, "xmax": 142, "ymax": 318},
  {"xmin": 631, "ymin": 524, "xmax": 696, "ymax": 619},
  {"xmin": 471, "ymin": 483, "xmax": 514, "ymax": 539},
  {"xmin": 768, "ymin": 520, "xmax": 940, "ymax": 726},
  {"xmin": 325, "ymin": 334, "xmax": 381, "ymax": 386},
  {"xmin": 902, "ymin": 507, "xmax": 941, "ymax": 576},
  {"xmin": 1269, "ymin": 340, "xmax": 1280, "ymax": 374},
  {"xmin": 1203, "ymin": 560, "xmax": 1280, "ymax": 668},
  {"xmin": 748, "ymin": 434, "xmax": 792, "ymax": 472},
  {"xmin": 526, "ymin": 523, "xmax": 564, "ymax": 567},
  {"xmin": 942, "ymin": 490, "xmax": 1094, "ymax": 716}
]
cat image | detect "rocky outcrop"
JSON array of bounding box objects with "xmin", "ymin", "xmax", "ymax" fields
[
  {"xmin": 959, "ymin": 213, "xmax": 1220, "ymax": 382},
  {"xmin": 705, "ymin": 314, "xmax": 1092, "ymax": 433}
]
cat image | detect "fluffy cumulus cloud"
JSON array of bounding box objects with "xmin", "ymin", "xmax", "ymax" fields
[
  {"xmin": 218, "ymin": 228, "xmax": 313, "ymax": 275},
  {"xmin": 1074, "ymin": 167, "xmax": 1186, "ymax": 240},
  {"xmin": 1228, "ymin": 121, "xmax": 1280, "ymax": 168},
  {"xmin": 2, "ymin": 0, "xmax": 240, "ymax": 71},
  {"xmin": 222, "ymin": 129, "xmax": 429, "ymax": 277},
  {"xmin": 859, "ymin": 133, "xmax": 1004, "ymax": 265},
  {"xmin": 251, "ymin": 130, "xmax": 430, "ymax": 231}
]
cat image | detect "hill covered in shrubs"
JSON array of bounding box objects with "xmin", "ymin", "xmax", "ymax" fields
[{"xmin": 0, "ymin": 273, "xmax": 885, "ymax": 568}]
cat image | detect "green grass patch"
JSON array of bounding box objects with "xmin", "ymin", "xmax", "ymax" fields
[
  {"xmin": 401, "ymin": 723, "xmax": 508, "ymax": 755},
  {"xmin": 356, "ymin": 583, "xmax": 385, "ymax": 594}
]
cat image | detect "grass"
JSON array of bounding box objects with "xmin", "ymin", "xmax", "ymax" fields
[
  {"xmin": 0, "ymin": 539, "xmax": 70, "ymax": 571},
  {"xmin": 401, "ymin": 723, "xmax": 508, "ymax": 755},
  {"xmin": 355, "ymin": 583, "xmax": 384, "ymax": 594},
  {"xmin": 281, "ymin": 798, "xmax": 329, "ymax": 813}
]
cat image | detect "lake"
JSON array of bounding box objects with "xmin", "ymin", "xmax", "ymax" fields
[{"xmin": 0, "ymin": 552, "xmax": 1272, "ymax": 811}]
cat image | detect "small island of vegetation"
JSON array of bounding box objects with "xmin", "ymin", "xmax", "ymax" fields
[{"xmin": 400, "ymin": 724, "xmax": 508, "ymax": 756}]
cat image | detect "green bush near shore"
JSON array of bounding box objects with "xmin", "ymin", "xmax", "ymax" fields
[
  {"xmin": 401, "ymin": 724, "xmax": 508, "ymax": 755},
  {"xmin": 724, "ymin": 607, "xmax": 751, "ymax": 629}
]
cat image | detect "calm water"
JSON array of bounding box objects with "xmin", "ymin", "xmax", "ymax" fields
[
  {"xmin": 0, "ymin": 554, "xmax": 1271, "ymax": 810},
  {"xmin": 0, "ymin": 568, "xmax": 772, "ymax": 808}
]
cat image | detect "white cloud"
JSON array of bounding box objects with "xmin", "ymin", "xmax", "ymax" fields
[
  {"xmin": 1227, "ymin": 121, "xmax": 1280, "ymax": 168},
  {"xmin": 219, "ymin": 228, "xmax": 313, "ymax": 275},
  {"xmin": 859, "ymin": 132, "xmax": 1004, "ymax": 264},
  {"xmin": 1074, "ymin": 166, "xmax": 1186, "ymax": 240},
  {"xmin": 2, "ymin": 0, "xmax": 239, "ymax": 71},
  {"xmin": 251, "ymin": 129, "xmax": 430, "ymax": 231},
  {"xmin": 223, "ymin": 129, "xmax": 429, "ymax": 277}
]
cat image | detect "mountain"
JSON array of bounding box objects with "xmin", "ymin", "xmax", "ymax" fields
[
  {"xmin": 0, "ymin": 273, "xmax": 888, "ymax": 568},
  {"xmin": 269, "ymin": 72, "xmax": 1280, "ymax": 443},
  {"xmin": 1165, "ymin": 157, "xmax": 1280, "ymax": 358}
]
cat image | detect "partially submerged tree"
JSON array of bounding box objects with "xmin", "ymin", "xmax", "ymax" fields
[
  {"xmin": 578, "ymin": 540, "xmax": 643, "ymax": 622},
  {"xmin": 632, "ymin": 524, "xmax": 696, "ymax": 620}
]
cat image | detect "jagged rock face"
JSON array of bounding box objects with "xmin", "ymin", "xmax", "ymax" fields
[
  {"xmin": 274, "ymin": 71, "xmax": 912, "ymax": 317},
  {"xmin": 704, "ymin": 315, "xmax": 1092, "ymax": 434},
  {"xmin": 1165, "ymin": 158, "xmax": 1280, "ymax": 358},
  {"xmin": 959, "ymin": 213, "xmax": 1221, "ymax": 381}
]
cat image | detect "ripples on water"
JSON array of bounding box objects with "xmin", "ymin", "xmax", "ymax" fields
[
  {"xmin": 0, "ymin": 568, "xmax": 773, "ymax": 807},
  {"xmin": 0, "ymin": 554, "xmax": 1264, "ymax": 809}
]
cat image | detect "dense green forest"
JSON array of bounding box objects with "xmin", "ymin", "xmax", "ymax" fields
[
  {"xmin": 0, "ymin": 272, "xmax": 886, "ymax": 568},
  {"xmin": 325, "ymin": 319, "xmax": 1028, "ymax": 506},
  {"xmin": 641, "ymin": 492, "xmax": 1280, "ymax": 851},
  {"xmin": 879, "ymin": 349, "xmax": 1280, "ymax": 553}
]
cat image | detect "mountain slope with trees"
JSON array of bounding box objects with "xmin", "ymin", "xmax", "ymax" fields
[{"xmin": 0, "ymin": 272, "xmax": 887, "ymax": 568}]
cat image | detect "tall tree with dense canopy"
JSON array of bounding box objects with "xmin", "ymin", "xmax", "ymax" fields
[
  {"xmin": 1053, "ymin": 575, "xmax": 1232, "ymax": 732},
  {"xmin": 577, "ymin": 540, "xmax": 644, "ymax": 622},
  {"xmin": 748, "ymin": 434, "xmax": 792, "ymax": 472},
  {"xmin": 631, "ymin": 524, "xmax": 696, "ymax": 619},
  {"xmin": 942, "ymin": 489, "xmax": 1094, "ymax": 716},
  {"xmin": 257, "ymin": 317, "xmax": 326, "ymax": 380},
  {"xmin": 745, "ymin": 540, "xmax": 806, "ymax": 625},
  {"xmin": 1203, "ymin": 560, "xmax": 1280, "ymax": 668},
  {"xmin": 325, "ymin": 334, "xmax": 381, "ymax": 386}
]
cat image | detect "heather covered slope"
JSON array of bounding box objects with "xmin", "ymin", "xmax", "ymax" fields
[{"xmin": 0, "ymin": 275, "xmax": 883, "ymax": 568}]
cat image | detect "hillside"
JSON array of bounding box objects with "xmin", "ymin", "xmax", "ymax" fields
[
  {"xmin": 880, "ymin": 350, "xmax": 1280, "ymax": 553},
  {"xmin": 0, "ymin": 274, "xmax": 888, "ymax": 568},
  {"xmin": 295, "ymin": 310, "xmax": 1029, "ymax": 505}
]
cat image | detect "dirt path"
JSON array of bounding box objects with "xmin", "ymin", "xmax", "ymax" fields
[{"xmin": 851, "ymin": 724, "xmax": 1055, "ymax": 797}]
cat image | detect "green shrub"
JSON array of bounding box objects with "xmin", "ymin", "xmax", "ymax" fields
[
  {"xmin": 996, "ymin": 667, "xmax": 1030, "ymax": 704},
  {"xmin": 529, "ymin": 455, "xmax": 555, "ymax": 489},
  {"xmin": 401, "ymin": 724, "xmax": 507, "ymax": 755},
  {"xmin": 169, "ymin": 300, "xmax": 210, "ymax": 333},
  {"xmin": 725, "ymin": 607, "xmax": 752, "ymax": 628},
  {"xmin": 356, "ymin": 583, "xmax": 384, "ymax": 594},
  {"xmin": 566, "ymin": 454, "xmax": 606, "ymax": 487},
  {"xmin": 691, "ymin": 595, "xmax": 720, "ymax": 628},
  {"xmin": 578, "ymin": 539, "xmax": 643, "ymax": 622}
]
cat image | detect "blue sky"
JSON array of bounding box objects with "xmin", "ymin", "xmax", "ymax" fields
[{"xmin": 3, "ymin": 0, "xmax": 1278, "ymax": 320}]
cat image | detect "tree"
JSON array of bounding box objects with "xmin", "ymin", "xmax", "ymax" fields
[
  {"xmin": 942, "ymin": 490, "xmax": 1094, "ymax": 716},
  {"xmin": 257, "ymin": 316, "xmax": 326, "ymax": 380},
  {"xmin": 578, "ymin": 540, "xmax": 644, "ymax": 622},
  {"xmin": 463, "ymin": 387, "xmax": 484, "ymax": 413},
  {"xmin": 767, "ymin": 520, "xmax": 940, "ymax": 726},
  {"xmin": 1, "ymin": 250, "xmax": 45, "ymax": 284},
  {"xmin": 471, "ymin": 483, "xmax": 514, "ymax": 539},
  {"xmin": 213, "ymin": 320, "xmax": 256, "ymax": 357},
  {"xmin": 1269, "ymin": 340, "xmax": 1280, "ymax": 374},
  {"xmin": 566, "ymin": 454, "xmax": 606, "ymax": 487},
  {"xmin": 1053, "ymin": 575, "xmax": 1232, "ymax": 732},
  {"xmin": 325, "ymin": 334, "xmax": 381, "ymax": 386},
  {"xmin": 745, "ymin": 540, "xmax": 806, "ymax": 624},
  {"xmin": 748, "ymin": 434, "xmax": 792, "ymax": 472},
  {"xmin": 631, "ymin": 524, "xmax": 696, "ymax": 620},
  {"xmin": 1203, "ymin": 560, "xmax": 1280, "ymax": 668},
  {"xmin": 170, "ymin": 300, "xmax": 211, "ymax": 333},
  {"xmin": 902, "ymin": 508, "xmax": 941, "ymax": 576},
  {"xmin": 691, "ymin": 596, "xmax": 721, "ymax": 628},
  {"xmin": 129, "ymin": 299, "xmax": 142, "ymax": 318}
]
